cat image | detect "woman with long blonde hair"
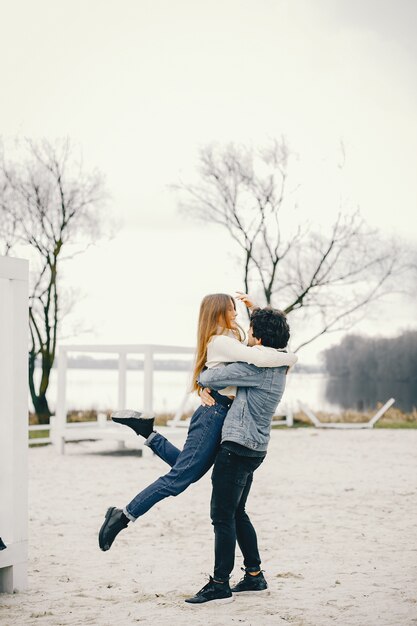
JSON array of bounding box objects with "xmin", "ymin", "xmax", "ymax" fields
[{"xmin": 99, "ymin": 293, "xmax": 296, "ymax": 552}]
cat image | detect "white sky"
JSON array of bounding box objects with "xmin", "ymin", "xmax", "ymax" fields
[{"xmin": 1, "ymin": 0, "xmax": 416, "ymax": 363}]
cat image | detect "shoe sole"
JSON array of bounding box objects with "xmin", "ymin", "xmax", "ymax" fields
[
  {"xmin": 185, "ymin": 596, "xmax": 234, "ymax": 605},
  {"xmin": 99, "ymin": 506, "xmax": 116, "ymax": 551},
  {"xmin": 111, "ymin": 410, "xmax": 142, "ymax": 419},
  {"xmin": 232, "ymin": 589, "xmax": 269, "ymax": 595}
]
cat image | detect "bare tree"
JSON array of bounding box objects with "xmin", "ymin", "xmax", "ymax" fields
[
  {"xmin": 0, "ymin": 138, "xmax": 107, "ymax": 423},
  {"xmin": 0, "ymin": 167, "xmax": 20, "ymax": 255},
  {"xmin": 177, "ymin": 140, "xmax": 411, "ymax": 351}
]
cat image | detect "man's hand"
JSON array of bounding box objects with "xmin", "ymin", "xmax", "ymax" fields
[
  {"xmin": 235, "ymin": 292, "xmax": 257, "ymax": 309},
  {"xmin": 199, "ymin": 387, "xmax": 215, "ymax": 406}
]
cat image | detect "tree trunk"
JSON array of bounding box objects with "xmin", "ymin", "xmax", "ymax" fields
[
  {"xmin": 29, "ymin": 352, "xmax": 52, "ymax": 424},
  {"xmin": 31, "ymin": 394, "xmax": 51, "ymax": 425}
]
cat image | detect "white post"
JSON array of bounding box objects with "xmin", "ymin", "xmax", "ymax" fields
[
  {"xmin": 286, "ymin": 403, "xmax": 294, "ymax": 427},
  {"xmin": 299, "ymin": 402, "xmax": 322, "ymax": 427},
  {"xmin": 369, "ymin": 397, "xmax": 395, "ymax": 427},
  {"xmin": 97, "ymin": 412, "xmax": 107, "ymax": 427},
  {"xmin": 118, "ymin": 351, "xmax": 127, "ymax": 409},
  {"xmin": 0, "ymin": 256, "xmax": 28, "ymax": 593},
  {"xmin": 55, "ymin": 347, "xmax": 68, "ymax": 454},
  {"xmin": 143, "ymin": 346, "xmax": 154, "ymax": 414}
]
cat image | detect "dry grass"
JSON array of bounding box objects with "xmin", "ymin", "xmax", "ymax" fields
[
  {"xmin": 292, "ymin": 404, "xmax": 417, "ymax": 428},
  {"xmin": 29, "ymin": 405, "xmax": 417, "ymax": 429}
]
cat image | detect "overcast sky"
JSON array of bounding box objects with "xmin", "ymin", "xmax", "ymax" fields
[{"xmin": 1, "ymin": 0, "xmax": 416, "ymax": 363}]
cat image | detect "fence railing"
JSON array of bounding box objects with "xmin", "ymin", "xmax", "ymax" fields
[
  {"xmin": 28, "ymin": 424, "xmax": 52, "ymax": 446},
  {"xmin": 53, "ymin": 344, "xmax": 195, "ymax": 453}
]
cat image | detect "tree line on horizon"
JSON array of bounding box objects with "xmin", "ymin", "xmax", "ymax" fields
[{"xmin": 323, "ymin": 330, "xmax": 417, "ymax": 384}]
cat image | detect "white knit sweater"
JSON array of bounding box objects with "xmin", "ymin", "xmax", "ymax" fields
[{"xmin": 205, "ymin": 333, "xmax": 297, "ymax": 397}]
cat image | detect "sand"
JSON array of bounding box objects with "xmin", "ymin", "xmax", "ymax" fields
[{"xmin": 1, "ymin": 428, "xmax": 417, "ymax": 626}]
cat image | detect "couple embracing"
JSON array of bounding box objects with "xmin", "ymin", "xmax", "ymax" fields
[{"xmin": 98, "ymin": 292, "xmax": 297, "ymax": 604}]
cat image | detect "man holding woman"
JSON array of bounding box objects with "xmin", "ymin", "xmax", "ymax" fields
[
  {"xmin": 185, "ymin": 304, "xmax": 291, "ymax": 604},
  {"xmin": 99, "ymin": 293, "xmax": 296, "ymax": 603}
]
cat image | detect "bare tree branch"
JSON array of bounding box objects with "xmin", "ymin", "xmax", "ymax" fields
[
  {"xmin": 0, "ymin": 137, "xmax": 108, "ymax": 422},
  {"xmin": 176, "ymin": 139, "xmax": 413, "ymax": 352}
]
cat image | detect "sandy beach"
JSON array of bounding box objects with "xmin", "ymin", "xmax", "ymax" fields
[{"xmin": 1, "ymin": 428, "xmax": 417, "ymax": 626}]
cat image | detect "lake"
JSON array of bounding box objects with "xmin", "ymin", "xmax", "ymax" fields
[{"xmin": 37, "ymin": 368, "xmax": 414, "ymax": 415}]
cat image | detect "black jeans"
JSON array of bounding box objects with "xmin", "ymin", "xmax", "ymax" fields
[{"xmin": 210, "ymin": 446, "xmax": 265, "ymax": 581}]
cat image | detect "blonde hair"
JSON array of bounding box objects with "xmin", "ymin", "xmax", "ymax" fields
[{"xmin": 191, "ymin": 293, "xmax": 244, "ymax": 393}]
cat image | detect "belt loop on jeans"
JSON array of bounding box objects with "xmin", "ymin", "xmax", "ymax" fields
[{"xmin": 210, "ymin": 390, "xmax": 233, "ymax": 409}]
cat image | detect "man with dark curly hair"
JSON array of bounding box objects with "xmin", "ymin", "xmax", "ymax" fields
[{"xmin": 185, "ymin": 306, "xmax": 292, "ymax": 605}]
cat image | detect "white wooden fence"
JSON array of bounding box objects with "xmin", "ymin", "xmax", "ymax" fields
[
  {"xmin": 54, "ymin": 344, "xmax": 196, "ymax": 453},
  {"xmin": 0, "ymin": 256, "xmax": 28, "ymax": 593},
  {"xmin": 29, "ymin": 424, "xmax": 52, "ymax": 445}
]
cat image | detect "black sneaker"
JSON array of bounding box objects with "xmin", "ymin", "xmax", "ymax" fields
[
  {"xmin": 98, "ymin": 507, "xmax": 129, "ymax": 551},
  {"xmin": 231, "ymin": 569, "xmax": 268, "ymax": 594},
  {"xmin": 111, "ymin": 409, "xmax": 155, "ymax": 439},
  {"xmin": 185, "ymin": 577, "xmax": 234, "ymax": 605}
]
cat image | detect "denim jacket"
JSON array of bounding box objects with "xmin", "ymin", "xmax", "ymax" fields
[{"xmin": 198, "ymin": 362, "xmax": 287, "ymax": 452}]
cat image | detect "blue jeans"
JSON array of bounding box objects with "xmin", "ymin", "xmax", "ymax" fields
[{"xmin": 124, "ymin": 395, "xmax": 232, "ymax": 520}]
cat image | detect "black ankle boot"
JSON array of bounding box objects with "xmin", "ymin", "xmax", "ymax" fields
[
  {"xmin": 98, "ymin": 507, "xmax": 130, "ymax": 551},
  {"xmin": 111, "ymin": 409, "xmax": 155, "ymax": 439}
]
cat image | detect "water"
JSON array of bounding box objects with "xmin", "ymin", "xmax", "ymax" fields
[
  {"xmin": 325, "ymin": 376, "xmax": 416, "ymax": 413},
  {"xmin": 40, "ymin": 369, "xmax": 341, "ymax": 415},
  {"xmin": 36, "ymin": 368, "xmax": 414, "ymax": 416}
]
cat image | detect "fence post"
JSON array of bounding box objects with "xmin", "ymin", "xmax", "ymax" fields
[
  {"xmin": 55, "ymin": 347, "xmax": 68, "ymax": 454},
  {"xmin": 0, "ymin": 256, "xmax": 28, "ymax": 593},
  {"xmin": 118, "ymin": 351, "xmax": 127, "ymax": 409},
  {"xmin": 286, "ymin": 404, "xmax": 294, "ymax": 427},
  {"xmin": 143, "ymin": 346, "xmax": 154, "ymax": 414}
]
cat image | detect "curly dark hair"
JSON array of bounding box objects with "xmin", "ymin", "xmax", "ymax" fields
[{"xmin": 250, "ymin": 307, "xmax": 290, "ymax": 349}]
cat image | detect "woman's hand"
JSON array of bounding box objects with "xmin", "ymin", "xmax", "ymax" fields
[
  {"xmin": 199, "ymin": 387, "xmax": 215, "ymax": 406},
  {"xmin": 235, "ymin": 292, "xmax": 257, "ymax": 309}
]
